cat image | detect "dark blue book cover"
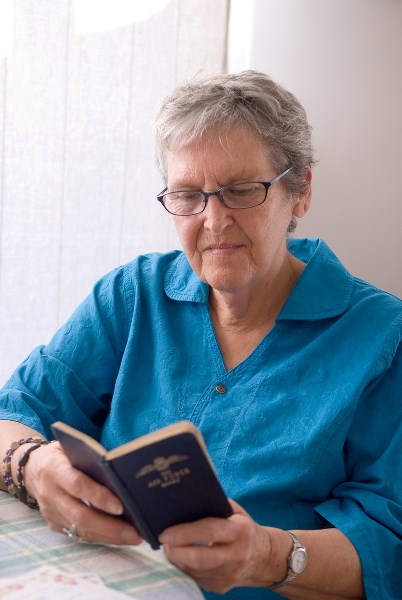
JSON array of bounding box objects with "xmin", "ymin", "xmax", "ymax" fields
[{"xmin": 51, "ymin": 420, "xmax": 233, "ymax": 549}]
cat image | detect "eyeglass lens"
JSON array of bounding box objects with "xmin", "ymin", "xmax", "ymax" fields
[{"xmin": 163, "ymin": 182, "xmax": 268, "ymax": 215}]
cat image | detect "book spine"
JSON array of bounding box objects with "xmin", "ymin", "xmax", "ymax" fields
[{"xmin": 101, "ymin": 460, "xmax": 160, "ymax": 550}]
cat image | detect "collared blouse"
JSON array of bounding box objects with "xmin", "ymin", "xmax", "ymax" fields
[{"xmin": 1, "ymin": 238, "xmax": 401, "ymax": 599}]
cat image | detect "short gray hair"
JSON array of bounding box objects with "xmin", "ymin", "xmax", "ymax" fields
[{"xmin": 154, "ymin": 70, "xmax": 315, "ymax": 229}]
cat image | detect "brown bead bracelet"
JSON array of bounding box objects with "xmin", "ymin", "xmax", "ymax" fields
[{"xmin": 2, "ymin": 437, "xmax": 51, "ymax": 509}]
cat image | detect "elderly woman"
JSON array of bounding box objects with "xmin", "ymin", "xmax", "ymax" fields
[{"xmin": 0, "ymin": 71, "xmax": 401, "ymax": 600}]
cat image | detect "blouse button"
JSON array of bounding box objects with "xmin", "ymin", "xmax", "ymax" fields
[{"xmin": 215, "ymin": 384, "xmax": 227, "ymax": 394}]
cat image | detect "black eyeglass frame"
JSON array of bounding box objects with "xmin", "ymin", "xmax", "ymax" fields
[{"xmin": 157, "ymin": 167, "xmax": 293, "ymax": 216}]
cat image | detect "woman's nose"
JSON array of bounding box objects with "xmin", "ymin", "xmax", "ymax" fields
[{"xmin": 202, "ymin": 194, "xmax": 233, "ymax": 233}]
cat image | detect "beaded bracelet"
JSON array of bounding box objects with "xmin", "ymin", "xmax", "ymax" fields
[
  {"xmin": 17, "ymin": 442, "xmax": 51, "ymax": 508},
  {"xmin": 2, "ymin": 437, "xmax": 50, "ymax": 509}
]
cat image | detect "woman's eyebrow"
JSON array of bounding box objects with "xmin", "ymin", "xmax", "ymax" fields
[{"xmin": 169, "ymin": 172, "xmax": 267, "ymax": 190}]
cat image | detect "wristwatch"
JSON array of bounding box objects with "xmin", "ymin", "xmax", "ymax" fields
[{"xmin": 269, "ymin": 531, "xmax": 308, "ymax": 589}]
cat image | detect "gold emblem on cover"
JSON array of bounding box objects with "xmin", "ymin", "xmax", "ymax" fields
[
  {"xmin": 135, "ymin": 455, "xmax": 191, "ymax": 489},
  {"xmin": 135, "ymin": 455, "xmax": 188, "ymax": 478}
]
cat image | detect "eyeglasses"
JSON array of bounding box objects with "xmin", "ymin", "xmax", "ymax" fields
[{"xmin": 157, "ymin": 167, "xmax": 293, "ymax": 216}]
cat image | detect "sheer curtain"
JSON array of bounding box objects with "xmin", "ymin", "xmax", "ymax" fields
[{"xmin": 0, "ymin": 0, "xmax": 229, "ymax": 384}]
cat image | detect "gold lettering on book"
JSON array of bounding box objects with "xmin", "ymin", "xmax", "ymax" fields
[
  {"xmin": 135, "ymin": 455, "xmax": 191, "ymax": 489},
  {"xmin": 146, "ymin": 467, "xmax": 191, "ymax": 489}
]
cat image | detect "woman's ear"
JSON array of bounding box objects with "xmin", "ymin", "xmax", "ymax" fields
[{"xmin": 293, "ymin": 168, "xmax": 312, "ymax": 218}]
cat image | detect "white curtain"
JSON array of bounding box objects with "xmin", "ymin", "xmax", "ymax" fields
[{"xmin": 0, "ymin": 0, "xmax": 229, "ymax": 384}]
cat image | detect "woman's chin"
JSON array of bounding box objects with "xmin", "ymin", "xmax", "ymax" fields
[{"xmin": 203, "ymin": 267, "xmax": 252, "ymax": 294}]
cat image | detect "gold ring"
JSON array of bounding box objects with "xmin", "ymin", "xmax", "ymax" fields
[{"xmin": 62, "ymin": 523, "xmax": 80, "ymax": 540}]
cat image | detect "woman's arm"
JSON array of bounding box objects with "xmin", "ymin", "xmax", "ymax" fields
[
  {"xmin": 278, "ymin": 528, "xmax": 363, "ymax": 600},
  {"xmin": 160, "ymin": 500, "xmax": 364, "ymax": 599}
]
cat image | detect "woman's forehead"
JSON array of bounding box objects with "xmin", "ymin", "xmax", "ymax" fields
[{"xmin": 166, "ymin": 128, "xmax": 272, "ymax": 175}]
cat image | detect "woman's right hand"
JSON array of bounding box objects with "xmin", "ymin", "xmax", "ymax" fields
[{"xmin": 18, "ymin": 441, "xmax": 142, "ymax": 545}]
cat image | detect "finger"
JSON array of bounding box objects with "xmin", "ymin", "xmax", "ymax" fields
[
  {"xmin": 163, "ymin": 544, "xmax": 239, "ymax": 594},
  {"xmin": 30, "ymin": 443, "xmax": 122, "ymax": 517},
  {"xmin": 44, "ymin": 490, "xmax": 141, "ymax": 546},
  {"xmin": 57, "ymin": 465, "xmax": 123, "ymax": 516},
  {"xmin": 228, "ymin": 497, "xmax": 250, "ymax": 516},
  {"xmin": 160, "ymin": 512, "xmax": 251, "ymax": 547},
  {"xmin": 65, "ymin": 504, "xmax": 142, "ymax": 545},
  {"xmin": 32, "ymin": 454, "xmax": 138, "ymax": 545},
  {"xmin": 25, "ymin": 444, "xmax": 141, "ymax": 546},
  {"xmin": 164, "ymin": 541, "xmax": 221, "ymax": 576},
  {"xmin": 29, "ymin": 442, "xmax": 118, "ymax": 515},
  {"xmin": 37, "ymin": 446, "xmax": 123, "ymax": 516}
]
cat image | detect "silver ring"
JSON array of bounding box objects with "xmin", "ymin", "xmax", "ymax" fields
[{"xmin": 62, "ymin": 523, "xmax": 80, "ymax": 540}]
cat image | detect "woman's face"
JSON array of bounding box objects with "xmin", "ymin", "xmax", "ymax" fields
[{"xmin": 166, "ymin": 128, "xmax": 310, "ymax": 295}]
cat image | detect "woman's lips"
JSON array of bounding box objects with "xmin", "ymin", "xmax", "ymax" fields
[{"xmin": 203, "ymin": 243, "xmax": 243, "ymax": 255}]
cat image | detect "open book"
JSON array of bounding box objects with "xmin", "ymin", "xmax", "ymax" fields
[{"xmin": 51, "ymin": 420, "xmax": 233, "ymax": 549}]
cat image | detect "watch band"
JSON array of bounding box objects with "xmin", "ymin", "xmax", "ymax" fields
[{"xmin": 269, "ymin": 530, "xmax": 308, "ymax": 590}]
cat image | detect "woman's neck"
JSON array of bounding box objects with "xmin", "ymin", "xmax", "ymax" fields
[
  {"xmin": 208, "ymin": 254, "xmax": 305, "ymax": 371},
  {"xmin": 209, "ymin": 254, "xmax": 305, "ymax": 330}
]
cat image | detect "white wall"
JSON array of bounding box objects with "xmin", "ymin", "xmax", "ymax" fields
[
  {"xmin": 229, "ymin": 0, "xmax": 402, "ymax": 298},
  {"xmin": 0, "ymin": 0, "xmax": 229, "ymax": 384}
]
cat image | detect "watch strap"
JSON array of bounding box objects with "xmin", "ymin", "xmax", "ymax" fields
[{"xmin": 269, "ymin": 530, "xmax": 307, "ymax": 590}]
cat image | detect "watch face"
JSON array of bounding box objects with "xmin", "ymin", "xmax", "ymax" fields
[{"xmin": 291, "ymin": 548, "xmax": 308, "ymax": 574}]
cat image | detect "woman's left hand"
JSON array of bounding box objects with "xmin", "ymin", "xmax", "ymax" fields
[{"xmin": 159, "ymin": 499, "xmax": 287, "ymax": 594}]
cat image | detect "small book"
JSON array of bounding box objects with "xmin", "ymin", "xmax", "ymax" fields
[{"xmin": 51, "ymin": 420, "xmax": 233, "ymax": 549}]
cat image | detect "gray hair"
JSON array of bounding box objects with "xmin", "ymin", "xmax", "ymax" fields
[{"xmin": 154, "ymin": 70, "xmax": 315, "ymax": 231}]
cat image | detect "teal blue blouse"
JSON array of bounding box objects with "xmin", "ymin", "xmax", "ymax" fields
[{"xmin": 1, "ymin": 238, "xmax": 401, "ymax": 599}]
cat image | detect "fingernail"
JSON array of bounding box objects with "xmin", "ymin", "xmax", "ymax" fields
[
  {"xmin": 159, "ymin": 533, "xmax": 170, "ymax": 544},
  {"xmin": 122, "ymin": 528, "xmax": 141, "ymax": 544},
  {"xmin": 108, "ymin": 500, "xmax": 123, "ymax": 515}
]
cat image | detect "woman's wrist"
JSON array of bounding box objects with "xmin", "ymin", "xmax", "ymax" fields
[
  {"xmin": 252, "ymin": 527, "xmax": 294, "ymax": 588},
  {"xmin": 267, "ymin": 527, "xmax": 295, "ymax": 586},
  {"xmin": 3, "ymin": 438, "xmax": 51, "ymax": 507}
]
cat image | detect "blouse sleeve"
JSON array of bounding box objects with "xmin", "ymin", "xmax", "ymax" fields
[
  {"xmin": 0, "ymin": 265, "xmax": 133, "ymax": 441},
  {"xmin": 316, "ymin": 331, "xmax": 402, "ymax": 599}
]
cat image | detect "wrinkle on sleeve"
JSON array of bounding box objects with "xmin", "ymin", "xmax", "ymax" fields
[{"xmin": 316, "ymin": 341, "xmax": 402, "ymax": 600}]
